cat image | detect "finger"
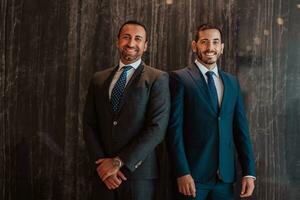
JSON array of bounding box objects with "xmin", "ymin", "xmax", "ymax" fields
[
  {"xmin": 104, "ymin": 180, "xmax": 113, "ymax": 190},
  {"xmin": 178, "ymin": 184, "xmax": 183, "ymax": 194},
  {"xmin": 96, "ymin": 166, "xmax": 102, "ymax": 175},
  {"xmin": 179, "ymin": 185, "xmax": 185, "ymax": 195},
  {"xmin": 240, "ymin": 180, "xmax": 246, "ymax": 195},
  {"xmin": 100, "ymin": 170, "xmax": 107, "ymax": 180},
  {"xmin": 111, "ymin": 177, "xmax": 122, "ymax": 186},
  {"xmin": 111, "ymin": 175, "xmax": 122, "ymax": 185},
  {"xmin": 99, "ymin": 168, "xmax": 109, "ymax": 179},
  {"xmin": 117, "ymin": 171, "xmax": 127, "ymax": 181},
  {"xmin": 96, "ymin": 168, "xmax": 101, "ymax": 178},
  {"xmin": 192, "ymin": 191, "xmax": 196, "ymax": 198},
  {"xmin": 186, "ymin": 184, "xmax": 193, "ymax": 196},
  {"xmin": 240, "ymin": 185, "xmax": 249, "ymax": 197},
  {"xmin": 110, "ymin": 181, "xmax": 118, "ymax": 189},
  {"xmin": 190, "ymin": 183, "xmax": 196, "ymax": 197},
  {"xmin": 95, "ymin": 159, "xmax": 104, "ymax": 164},
  {"xmin": 241, "ymin": 185, "xmax": 254, "ymax": 197},
  {"xmin": 107, "ymin": 178, "xmax": 118, "ymax": 189},
  {"xmin": 102, "ymin": 172, "xmax": 113, "ymax": 181},
  {"xmin": 182, "ymin": 185, "xmax": 189, "ymax": 196},
  {"xmin": 99, "ymin": 170, "xmax": 105, "ymax": 179},
  {"xmin": 240, "ymin": 191, "xmax": 251, "ymax": 197}
]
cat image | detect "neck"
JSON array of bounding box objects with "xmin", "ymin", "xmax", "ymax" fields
[
  {"xmin": 197, "ymin": 59, "xmax": 216, "ymax": 70},
  {"xmin": 120, "ymin": 57, "xmax": 141, "ymax": 65}
]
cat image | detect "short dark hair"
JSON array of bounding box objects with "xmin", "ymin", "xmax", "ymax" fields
[
  {"xmin": 194, "ymin": 24, "xmax": 223, "ymax": 42},
  {"xmin": 118, "ymin": 20, "xmax": 148, "ymax": 41}
]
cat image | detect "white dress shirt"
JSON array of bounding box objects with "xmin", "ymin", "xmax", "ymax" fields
[{"xmin": 109, "ymin": 59, "xmax": 141, "ymax": 99}]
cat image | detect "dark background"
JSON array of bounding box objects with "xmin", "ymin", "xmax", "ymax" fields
[{"xmin": 1, "ymin": 0, "xmax": 299, "ymax": 199}]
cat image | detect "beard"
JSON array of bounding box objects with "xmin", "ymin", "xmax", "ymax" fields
[
  {"xmin": 196, "ymin": 50, "xmax": 221, "ymax": 66},
  {"xmin": 120, "ymin": 46, "xmax": 141, "ymax": 62},
  {"xmin": 121, "ymin": 54, "xmax": 138, "ymax": 62}
]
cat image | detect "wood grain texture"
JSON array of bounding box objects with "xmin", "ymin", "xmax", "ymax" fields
[{"xmin": 1, "ymin": 0, "xmax": 299, "ymax": 199}]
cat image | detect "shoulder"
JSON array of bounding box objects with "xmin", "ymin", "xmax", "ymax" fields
[
  {"xmin": 171, "ymin": 67, "xmax": 189, "ymax": 75},
  {"xmin": 220, "ymin": 70, "xmax": 239, "ymax": 83},
  {"xmin": 169, "ymin": 67, "xmax": 191, "ymax": 82},
  {"xmin": 93, "ymin": 67, "xmax": 114, "ymax": 79},
  {"xmin": 220, "ymin": 70, "xmax": 236, "ymax": 79},
  {"xmin": 143, "ymin": 64, "xmax": 166, "ymax": 75},
  {"xmin": 90, "ymin": 67, "xmax": 115, "ymax": 84},
  {"xmin": 142, "ymin": 64, "xmax": 168, "ymax": 80},
  {"xmin": 219, "ymin": 70, "xmax": 241, "ymax": 92}
]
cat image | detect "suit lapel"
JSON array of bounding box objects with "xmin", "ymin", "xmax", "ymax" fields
[
  {"xmin": 104, "ymin": 66, "xmax": 119, "ymax": 115},
  {"xmin": 187, "ymin": 64, "xmax": 218, "ymax": 114},
  {"xmin": 218, "ymin": 70, "xmax": 229, "ymax": 114},
  {"xmin": 117, "ymin": 62, "xmax": 145, "ymax": 115}
]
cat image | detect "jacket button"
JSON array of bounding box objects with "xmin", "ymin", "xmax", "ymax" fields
[
  {"xmin": 218, "ymin": 117, "xmax": 221, "ymax": 120},
  {"xmin": 113, "ymin": 121, "xmax": 118, "ymax": 126},
  {"xmin": 135, "ymin": 161, "xmax": 142, "ymax": 168}
]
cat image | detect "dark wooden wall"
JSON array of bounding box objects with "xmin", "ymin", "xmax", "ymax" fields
[{"xmin": 1, "ymin": 0, "xmax": 299, "ymax": 199}]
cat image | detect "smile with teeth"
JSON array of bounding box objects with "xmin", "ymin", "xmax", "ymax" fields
[
  {"xmin": 124, "ymin": 47, "xmax": 137, "ymax": 54},
  {"xmin": 204, "ymin": 52, "xmax": 216, "ymax": 57}
]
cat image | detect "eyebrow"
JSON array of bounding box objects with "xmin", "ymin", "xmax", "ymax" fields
[
  {"xmin": 135, "ymin": 35, "xmax": 143, "ymax": 39},
  {"xmin": 120, "ymin": 34, "xmax": 144, "ymax": 39},
  {"xmin": 200, "ymin": 38, "xmax": 220, "ymax": 41},
  {"xmin": 120, "ymin": 33, "xmax": 131, "ymax": 37}
]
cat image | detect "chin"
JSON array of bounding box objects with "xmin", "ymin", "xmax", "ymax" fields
[
  {"xmin": 204, "ymin": 58, "xmax": 217, "ymax": 64},
  {"xmin": 124, "ymin": 56, "xmax": 138, "ymax": 62}
]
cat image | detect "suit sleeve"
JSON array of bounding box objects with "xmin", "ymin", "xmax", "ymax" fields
[
  {"xmin": 83, "ymin": 78, "xmax": 105, "ymax": 168},
  {"xmin": 233, "ymin": 78, "xmax": 256, "ymax": 177},
  {"xmin": 117, "ymin": 72, "xmax": 171, "ymax": 172},
  {"xmin": 166, "ymin": 72, "xmax": 191, "ymax": 178}
]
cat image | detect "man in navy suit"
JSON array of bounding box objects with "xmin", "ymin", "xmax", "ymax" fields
[
  {"xmin": 167, "ymin": 24, "xmax": 256, "ymax": 200},
  {"xmin": 83, "ymin": 21, "xmax": 170, "ymax": 200}
]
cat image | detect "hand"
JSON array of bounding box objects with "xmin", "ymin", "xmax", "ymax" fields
[
  {"xmin": 95, "ymin": 158, "xmax": 119, "ymax": 181},
  {"xmin": 177, "ymin": 174, "xmax": 196, "ymax": 198},
  {"xmin": 102, "ymin": 170, "xmax": 127, "ymax": 190},
  {"xmin": 240, "ymin": 177, "xmax": 255, "ymax": 198},
  {"xmin": 103, "ymin": 175, "xmax": 122, "ymax": 190}
]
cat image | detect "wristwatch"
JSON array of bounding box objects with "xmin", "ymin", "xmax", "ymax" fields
[{"xmin": 112, "ymin": 157, "xmax": 123, "ymax": 168}]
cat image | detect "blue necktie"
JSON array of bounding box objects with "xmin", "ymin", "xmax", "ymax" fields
[
  {"xmin": 111, "ymin": 66, "xmax": 132, "ymax": 113},
  {"xmin": 206, "ymin": 71, "xmax": 219, "ymax": 112}
]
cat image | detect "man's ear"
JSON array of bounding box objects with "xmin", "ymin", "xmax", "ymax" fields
[
  {"xmin": 221, "ymin": 43, "xmax": 224, "ymax": 54},
  {"xmin": 116, "ymin": 39, "xmax": 119, "ymax": 48},
  {"xmin": 191, "ymin": 41, "xmax": 197, "ymax": 52},
  {"xmin": 144, "ymin": 41, "xmax": 148, "ymax": 52}
]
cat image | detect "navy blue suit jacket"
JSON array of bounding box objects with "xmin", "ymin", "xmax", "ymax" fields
[{"xmin": 167, "ymin": 64, "xmax": 256, "ymax": 183}]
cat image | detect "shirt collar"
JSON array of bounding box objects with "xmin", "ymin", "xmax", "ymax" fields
[
  {"xmin": 195, "ymin": 59, "xmax": 219, "ymax": 78},
  {"xmin": 119, "ymin": 59, "xmax": 142, "ymax": 71}
]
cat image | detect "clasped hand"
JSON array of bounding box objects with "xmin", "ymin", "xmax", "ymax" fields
[{"xmin": 95, "ymin": 158, "xmax": 127, "ymax": 190}]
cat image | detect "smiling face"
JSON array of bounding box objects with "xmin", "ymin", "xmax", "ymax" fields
[
  {"xmin": 117, "ymin": 24, "xmax": 148, "ymax": 65},
  {"xmin": 192, "ymin": 28, "xmax": 224, "ymax": 70}
]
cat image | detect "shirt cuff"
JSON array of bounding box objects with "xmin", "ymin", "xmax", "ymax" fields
[{"xmin": 243, "ymin": 175, "xmax": 256, "ymax": 180}]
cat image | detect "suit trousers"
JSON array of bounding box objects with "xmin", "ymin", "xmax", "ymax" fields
[{"xmin": 90, "ymin": 173, "xmax": 156, "ymax": 200}]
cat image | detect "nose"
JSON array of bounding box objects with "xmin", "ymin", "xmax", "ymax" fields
[
  {"xmin": 206, "ymin": 42, "xmax": 213, "ymax": 51},
  {"xmin": 127, "ymin": 38, "xmax": 135, "ymax": 47}
]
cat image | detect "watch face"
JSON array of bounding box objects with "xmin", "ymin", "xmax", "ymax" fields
[{"xmin": 113, "ymin": 158, "xmax": 121, "ymax": 167}]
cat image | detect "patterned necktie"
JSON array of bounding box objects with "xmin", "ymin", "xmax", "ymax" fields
[
  {"xmin": 206, "ymin": 71, "xmax": 219, "ymax": 112},
  {"xmin": 111, "ymin": 65, "xmax": 132, "ymax": 113}
]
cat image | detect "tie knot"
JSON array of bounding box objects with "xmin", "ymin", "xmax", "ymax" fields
[
  {"xmin": 206, "ymin": 71, "xmax": 214, "ymax": 78},
  {"xmin": 123, "ymin": 65, "xmax": 132, "ymax": 72}
]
